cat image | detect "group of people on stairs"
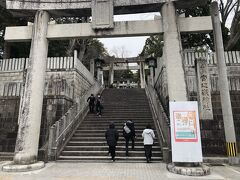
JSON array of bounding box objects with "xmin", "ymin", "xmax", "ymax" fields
[
  {"xmin": 87, "ymin": 93, "xmax": 104, "ymax": 117},
  {"xmin": 105, "ymin": 120, "xmax": 155, "ymax": 163}
]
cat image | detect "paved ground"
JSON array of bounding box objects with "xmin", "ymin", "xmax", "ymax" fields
[{"xmin": 0, "ymin": 161, "xmax": 240, "ymax": 180}]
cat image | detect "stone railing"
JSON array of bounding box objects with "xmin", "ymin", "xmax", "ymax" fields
[
  {"xmin": 153, "ymin": 51, "xmax": 240, "ymax": 106},
  {"xmin": 183, "ymin": 51, "xmax": 240, "ymax": 93},
  {"xmin": 154, "ymin": 57, "xmax": 169, "ymax": 113},
  {"xmin": 0, "ymin": 57, "xmax": 74, "ymax": 72},
  {"xmin": 183, "ymin": 50, "xmax": 240, "ymax": 66},
  {"xmin": 145, "ymin": 83, "xmax": 171, "ymax": 162},
  {"xmin": 48, "ymin": 81, "xmax": 103, "ymax": 160}
]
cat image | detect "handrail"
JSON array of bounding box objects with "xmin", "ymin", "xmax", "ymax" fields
[
  {"xmin": 145, "ymin": 84, "xmax": 171, "ymax": 162},
  {"xmin": 146, "ymin": 85, "xmax": 167, "ymax": 145},
  {"xmin": 48, "ymin": 82, "xmax": 103, "ymax": 160}
]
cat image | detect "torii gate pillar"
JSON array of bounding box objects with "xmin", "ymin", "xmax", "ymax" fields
[
  {"xmin": 139, "ymin": 62, "xmax": 146, "ymax": 88},
  {"xmin": 109, "ymin": 62, "xmax": 114, "ymax": 85},
  {"xmin": 161, "ymin": 2, "xmax": 188, "ymax": 101},
  {"xmin": 2, "ymin": 10, "xmax": 49, "ymax": 172}
]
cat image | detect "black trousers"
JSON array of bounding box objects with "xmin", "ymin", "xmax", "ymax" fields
[
  {"xmin": 89, "ymin": 103, "xmax": 94, "ymax": 112},
  {"xmin": 96, "ymin": 104, "xmax": 102, "ymax": 115},
  {"xmin": 125, "ymin": 136, "xmax": 135, "ymax": 155},
  {"xmin": 144, "ymin": 145, "xmax": 152, "ymax": 161},
  {"xmin": 109, "ymin": 146, "xmax": 116, "ymax": 159}
]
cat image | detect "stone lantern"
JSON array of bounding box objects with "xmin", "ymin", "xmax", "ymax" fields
[
  {"xmin": 145, "ymin": 56, "xmax": 157, "ymax": 86},
  {"xmin": 95, "ymin": 58, "xmax": 105, "ymax": 85}
]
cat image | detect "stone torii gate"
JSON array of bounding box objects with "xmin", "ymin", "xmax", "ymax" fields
[
  {"xmin": 102, "ymin": 57, "xmax": 147, "ymax": 88},
  {"xmin": 2, "ymin": 0, "xmax": 237, "ymax": 171}
]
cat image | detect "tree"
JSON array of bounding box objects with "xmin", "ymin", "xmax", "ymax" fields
[
  {"xmin": 141, "ymin": 0, "xmax": 240, "ymax": 55},
  {"xmin": 140, "ymin": 35, "xmax": 164, "ymax": 58},
  {"xmin": 181, "ymin": 0, "xmax": 240, "ymax": 51},
  {"xmin": 0, "ymin": 5, "xmax": 31, "ymax": 58},
  {"xmin": 219, "ymin": 0, "xmax": 240, "ymax": 50}
]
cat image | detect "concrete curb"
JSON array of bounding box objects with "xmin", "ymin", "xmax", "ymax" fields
[
  {"xmin": 2, "ymin": 161, "xmax": 45, "ymax": 172},
  {"xmin": 167, "ymin": 163, "xmax": 211, "ymax": 176}
]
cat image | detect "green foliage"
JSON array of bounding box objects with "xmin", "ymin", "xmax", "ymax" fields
[
  {"xmin": 180, "ymin": 0, "xmax": 214, "ymax": 50},
  {"xmin": 114, "ymin": 69, "xmax": 134, "ymax": 81},
  {"xmin": 82, "ymin": 39, "xmax": 108, "ymax": 60},
  {"xmin": 48, "ymin": 40, "xmax": 69, "ymax": 57},
  {"xmin": 140, "ymin": 35, "xmax": 164, "ymax": 58}
]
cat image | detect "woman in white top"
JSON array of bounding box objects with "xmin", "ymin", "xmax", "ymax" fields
[{"xmin": 142, "ymin": 124, "xmax": 155, "ymax": 163}]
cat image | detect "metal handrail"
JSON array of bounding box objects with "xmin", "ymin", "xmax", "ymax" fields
[
  {"xmin": 48, "ymin": 82, "xmax": 103, "ymax": 160},
  {"xmin": 145, "ymin": 84, "xmax": 171, "ymax": 148}
]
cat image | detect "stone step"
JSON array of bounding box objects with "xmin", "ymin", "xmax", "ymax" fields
[
  {"xmin": 67, "ymin": 141, "xmax": 159, "ymax": 146},
  {"xmin": 77, "ymin": 126, "xmax": 154, "ymax": 130},
  {"xmin": 0, "ymin": 152, "xmax": 14, "ymax": 161},
  {"xmin": 80, "ymin": 122, "xmax": 154, "ymax": 126},
  {"xmin": 84, "ymin": 120, "xmax": 153, "ymax": 123},
  {"xmin": 101, "ymin": 110, "xmax": 150, "ymax": 112},
  {"xmin": 74, "ymin": 129, "xmax": 156, "ymax": 133},
  {"xmin": 64, "ymin": 146, "xmax": 161, "ymax": 151},
  {"xmin": 57, "ymin": 156, "xmax": 162, "ymax": 162},
  {"xmin": 83, "ymin": 117, "xmax": 152, "ymax": 120},
  {"xmin": 72, "ymin": 133, "xmax": 152, "ymax": 137},
  {"xmin": 70, "ymin": 137, "xmax": 157, "ymax": 141},
  {"xmin": 86, "ymin": 114, "xmax": 152, "ymax": 117},
  {"xmin": 58, "ymin": 88, "xmax": 162, "ymax": 162},
  {"xmin": 80, "ymin": 120, "xmax": 153, "ymax": 123},
  {"xmin": 61, "ymin": 150, "xmax": 162, "ymax": 157}
]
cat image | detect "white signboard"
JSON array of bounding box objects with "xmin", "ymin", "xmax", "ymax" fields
[{"xmin": 170, "ymin": 101, "xmax": 203, "ymax": 162}]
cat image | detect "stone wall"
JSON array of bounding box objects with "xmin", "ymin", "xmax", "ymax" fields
[
  {"xmin": 0, "ymin": 56, "xmax": 96, "ymax": 152},
  {"xmin": 0, "ymin": 97, "xmax": 19, "ymax": 152},
  {"xmin": 154, "ymin": 50, "xmax": 240, "ymax": 155}
]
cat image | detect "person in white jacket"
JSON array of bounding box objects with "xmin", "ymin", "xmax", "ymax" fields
[{"xmin": 142, "ymin": 124, "xmax": 155, "ymax": 163}]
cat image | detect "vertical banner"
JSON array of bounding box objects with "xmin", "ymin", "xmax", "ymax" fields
[{"xmin": 170, "ymin": 101, "xmax": 203, "ymax": 162}]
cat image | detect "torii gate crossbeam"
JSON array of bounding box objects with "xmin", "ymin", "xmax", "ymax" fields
[{"xmin": 5, "ymin": 17, "xmax": 212, "ymax": 42}]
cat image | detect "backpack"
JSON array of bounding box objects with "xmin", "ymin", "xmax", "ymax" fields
[{"xmin": 124, "ymin": 125, "xmax": 131, "ymax": 134}]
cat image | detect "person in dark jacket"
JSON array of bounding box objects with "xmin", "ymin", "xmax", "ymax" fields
[
  {"xmin": 96, "ymin": 94, "xmax": 103, "ymax": 116},
  {"xmin": 87, "ymin": 94, "xmax": 95, "ymax": 113},
  {"xmin": 123, "ymin": 120, "xmax": 135, "ymax": 156},
  {"xmin": 105, "ymin": 122, "xmax": 119, "ymax": 161}
]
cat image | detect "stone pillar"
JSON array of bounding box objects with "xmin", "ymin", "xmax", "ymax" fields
[
  {"xmin": 211, "ymin": 2, "xmax": 238, "ymax": 164},
  {"xmin": 97, "ymin": 67, "xmax": 101, "ymax": 83},
  {"xmin": 100, "ymin": 70, "xmax": 104, "ymax": 85},
  {"xmin": 74, "ymin": 50, "xmax": 78, "ymax": 61},
  {"xmin": 90, "ymin": 59, "xmax": 95, "ymax": 75},
  {"xmin": 109, "ymin": 62, "xmax": 114, "ymax": 85},
  {"xmin": 150, "ymin": 67, "xmax": 154, "ymax": 86},
  {"xmin": 3, "ymin": 11, "xmax": 49, "ymax": 171},
  {"xmin": 161, "ymin": 2, "xmax": 187, "ymax": 101},
  {"xmin": 139, "ymin": 62, "xmax": 146, "ymax": 88}
]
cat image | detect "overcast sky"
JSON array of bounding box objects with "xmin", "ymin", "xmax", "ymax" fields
[{"xmin": 98, "ymin": 13, "xmax": 160, "ymax": 58}]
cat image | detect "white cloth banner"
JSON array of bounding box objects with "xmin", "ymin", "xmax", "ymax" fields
[{"xmin": 170, "ymin": 101, "xmax": 203, "ymax": 162}]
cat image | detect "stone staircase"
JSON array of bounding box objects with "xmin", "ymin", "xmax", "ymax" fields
[
  {"xmin": 58, "ymin": 88, "xmax": 163, "ymax": 162},
  {"xmin": 0, "ymin": 152, "xmax": 13, "ymax": 161}
]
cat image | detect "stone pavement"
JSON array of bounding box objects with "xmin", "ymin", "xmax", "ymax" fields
[{"xmin": 0, "ymin": 161, "xmax": 240, "ymax": 180}]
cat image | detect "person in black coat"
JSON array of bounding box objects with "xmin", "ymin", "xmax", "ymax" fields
[
  {"xmin": 87, "ymin": 94, "xmax": 95, "ymax": 113},
  {"xmin": 105, "ymin": 122, "xmax": 119, "ymax": 161},
  {"xmin": 123, "ymin": 120, "xmax": 135, "ymax": 156},
  {"xmin": 96, "ymin": 94, "xmax": 103, "ymax": 116}
]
